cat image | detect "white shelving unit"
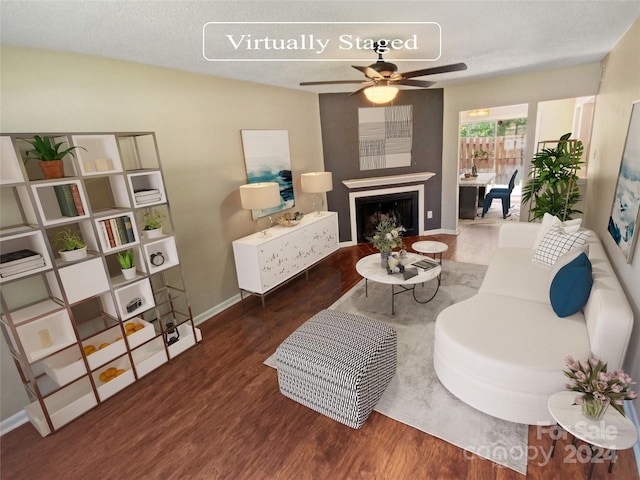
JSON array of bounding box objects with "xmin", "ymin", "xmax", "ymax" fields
[{"xmin": 0, "ymin": 132, "xmax": 201, "ymax": 436}]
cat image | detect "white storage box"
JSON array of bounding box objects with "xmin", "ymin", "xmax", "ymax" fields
[
  {"xmin": 167, "ymin": 324, "xmax": 202, "ymax": 359},
  {"xmin": 24, "ymin": 377, "xmax": 97, "ymax": 437},
  {"xmin": 132, "ymin": 337, "xmax": 168, "ymax": 378},
  {"xmin": 41, "ymin": 346, "xmax": 87, "ymax": 386},
  {"xmin": 82, "ymin": 325, "xmax": 127, "ymax": 371},
  {"xmin": 91, "ymin": 357, "xmax": 135, "ymax": 401}
]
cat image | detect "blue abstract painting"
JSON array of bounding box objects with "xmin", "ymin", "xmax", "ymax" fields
[
  {"xmin": 241, "ymin": 130, "xmax": 294, "ymax": 219},
  {"xmin": 608, "ymin": 101, "xmax": 640, "ymax": 262}
]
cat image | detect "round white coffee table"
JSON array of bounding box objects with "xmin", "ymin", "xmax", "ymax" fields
[
  {"xmin": 548, "ymin": 391, "xmax": 638, "ymax": 480},
  {"xmin": 412, "ymin": 241, "xmax": 448, "ymax": 264},
  {"xmin": 355, "ymin": 252, "xmax": 441, "ymax": 315}
]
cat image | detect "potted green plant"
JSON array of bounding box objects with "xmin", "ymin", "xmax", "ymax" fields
[
  {"xmin": 54, "ymin": 228, "xmax": 87, "ymax": 262},
  {"xmin": 142, "ymin": 209, "xmax": 165, "ymax": 239},
  {"xmin": 116, "ymin": 249, "xmax": 136, "ymax": 280},
  {"xmin": 19, "ymin": 135, "xmax": 86, "ymax": 179},
  {"xmin": 522, "ymin": 132, "xmax": 584, "ymax": 221}
]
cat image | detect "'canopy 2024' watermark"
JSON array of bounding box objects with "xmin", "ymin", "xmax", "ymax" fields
[{"xmin": 202, "ymin": 22, "xmax": 441, "ymax": 62}]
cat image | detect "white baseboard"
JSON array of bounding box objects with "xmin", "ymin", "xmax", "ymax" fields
[
  {"xmin": 193, "ymin": 293, "xmax": 242, "ymax": 326},
  {"xmin": 0, "ymin": 409, "xmax": 28, "ymax": 436},
  {"xmin": 422, "ymin": 228, "xmax": 458, "ymax": 236},
  {"xmin": 624, "ymin": 401, "xmax": 640, "ymax": 476}
]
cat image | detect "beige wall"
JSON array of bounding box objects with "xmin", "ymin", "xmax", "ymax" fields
[
  {"xmin": 442, "ymin": 63, "xmax": 602, "ymax": 232},
  {"xmin": 535, "ymin": 98, "xmax": 577, "ymax": 146},
  {"xmin": 584, "ymin": 17, "xmax": 640, "ymax": 419},
  {"xmin": 0, "ymin": 46, "xmax": 325, "ymax": 420}
]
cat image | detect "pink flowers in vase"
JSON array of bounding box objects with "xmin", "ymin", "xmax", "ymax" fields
[{"xmin": 563, "ymin": 355, "xmax": 637, "ymax": 417}]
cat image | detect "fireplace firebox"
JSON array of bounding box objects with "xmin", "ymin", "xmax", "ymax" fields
[{"xmin": 355, "ymin": 192, "xmax": 419, "ymax": 244}]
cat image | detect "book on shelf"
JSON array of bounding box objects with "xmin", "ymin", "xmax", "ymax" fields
[
  {"xmin": 134, "ymin": 189, "xmax": 160, "ymax": 196},
  {"xmin": 53, "ymin": 185, "xmax": 78, "ymax": 217},
  {"xmin": 98, "ymin": 221, "xmax": 111, "ymax": 248},
  {"xmin": 101, "ymin": 219, "xmax": 116, "ymax": 248},
  {"xmin": 0, "ymin": 249, "xmax": 41, "ymax": 267},
  {"xmin": 68, "ymin": 184, "xmax": 85, "ymax": 216},
  {"xmin": 123, "ymin": 216, "xmax": 135, "ymax": 243},
  {"xmin": 0, "ymin": 257, "xmax": 46, "ymax": 277},
  {"xmin": 109, "ymin": 218, "xmax": 123, "ymax": 246},
  {"xmin": 115, "ymin": 217, "xmax": 130, "ymax": 245},
  {"xmin": 412, "ymin": 258, "xmax": 439, "ymax": 271},
  {"xmin": 136, "ymin": 196, "xmax": 162, "ymax": 204}
]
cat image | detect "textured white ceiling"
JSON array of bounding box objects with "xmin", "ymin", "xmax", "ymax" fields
[{"xmin": 1, "ymin": 1, "xmax": 639, "ymax": 94}]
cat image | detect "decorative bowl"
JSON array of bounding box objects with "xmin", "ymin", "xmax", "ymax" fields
[{"xmin": 277, "ymin": 212, "xmax": 304, "ymax": 227}]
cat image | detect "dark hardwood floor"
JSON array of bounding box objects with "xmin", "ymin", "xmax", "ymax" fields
[{"xmin": 2, "ymin": 223, "xmax": 638, "ymax": 479}]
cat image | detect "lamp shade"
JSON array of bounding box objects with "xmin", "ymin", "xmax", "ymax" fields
[
  {"xmin": 301, "ymin": 172, "xmax": 333, "ymax": 193},
  {"xmin": 364, "ymin": 86, "xmax": 398, "ymax": 104},
  {"xmin": 239, "ymin": 182, "xmax": 281, "ymax": 210}
]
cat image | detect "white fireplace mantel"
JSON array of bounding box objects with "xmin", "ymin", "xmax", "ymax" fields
[{"xmin": 342, "ymin": 172, "xmax": 435, "ymax": 189}]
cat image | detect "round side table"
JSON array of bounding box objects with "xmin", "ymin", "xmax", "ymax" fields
[
  {"xmin": 411, "ymin": 241, "xmax": 448, "ymax": 264},
  {"xmin": 548, "ymin": 391, "xmax": 638, "ymax": 480}
]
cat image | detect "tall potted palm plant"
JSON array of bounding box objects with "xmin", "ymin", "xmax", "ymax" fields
[{"xmin": 522, "ymin": 132, "xmax": 584, "ymax": 221}]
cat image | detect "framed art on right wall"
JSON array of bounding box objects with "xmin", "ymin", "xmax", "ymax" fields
[{"xmin": 607, "ymin": 100, "xmax": 640, "ymax": 263}]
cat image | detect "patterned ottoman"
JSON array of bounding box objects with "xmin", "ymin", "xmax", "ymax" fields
[{"xmin": 276, "ymin": 309, "xmax": 397, "ymax": 429}]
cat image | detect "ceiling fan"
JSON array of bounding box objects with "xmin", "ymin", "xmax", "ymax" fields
[{"xmin": 300, "ymin": 46, "xmax": 467, "ymax": 104}]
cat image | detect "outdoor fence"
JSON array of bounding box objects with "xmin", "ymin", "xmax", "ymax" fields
[{"xmin": 460, "ymin": 135, "xmax": 525, "ymax": 185}]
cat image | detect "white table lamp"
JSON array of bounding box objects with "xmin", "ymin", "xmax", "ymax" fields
[
  {"xmin": 240, "ymin": 182, "xmax": 281, "ymax": 237},
  {"xmin": 301, "ymin": 172, "xmax": 333, "ymax": 216}
]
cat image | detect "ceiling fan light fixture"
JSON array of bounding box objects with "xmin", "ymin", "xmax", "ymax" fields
[{"xmin": 364, "ymin": 85, "xmax": 398, "ymax": 104}]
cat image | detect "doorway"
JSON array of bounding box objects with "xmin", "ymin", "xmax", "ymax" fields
[
  {"xmin": 458, "ymin": 104, "xmax": 528, "ymax": 222},
  {"xmin": 459, "ymin": 104, "xmax": 528, "ymax": 186}
]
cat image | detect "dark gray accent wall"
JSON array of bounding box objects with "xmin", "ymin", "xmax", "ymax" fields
[{"xmin": 319, "ymin": 89, "xmax": 444, "ymax": 243}]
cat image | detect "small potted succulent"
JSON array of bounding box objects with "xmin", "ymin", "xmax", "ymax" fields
[
  {"xmin": 19, "ymin": 135, "xmax": 86, "ymax": 179},
  {"xmin": 116, "ymin": 249, "xmax": 136, "ymax": 280},
  {"xmin": 54, "ymin": 228, "xmax": 87, "ymax": 262},
  {"xmin": 142, "ymin": 209, "xmax": 165, "ymax": 239}
]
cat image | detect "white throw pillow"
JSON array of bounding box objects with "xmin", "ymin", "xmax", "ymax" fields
[
  {"xmin": 532, "ymin": 213, "xmax": 583, "ymax": 250},
  {"xmin": 561, "ymin": 218, "xmax": 582, "ymax": 233},
  {"xmin": 533, "ymin": 225, "xmax": 590, "ymax": 267}
]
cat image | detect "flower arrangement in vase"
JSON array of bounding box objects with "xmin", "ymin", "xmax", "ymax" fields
[
  {"xmin": 368, "ymin": 219, "xmax": 406, "ymax": 268},
  {"xmin": 563, "ymin": 355, "xmax": 637, "ymax": 420}
]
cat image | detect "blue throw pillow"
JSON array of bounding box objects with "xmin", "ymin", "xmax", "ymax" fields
[{"xmin": 549, "ymin": 252, "xmax": 593, "ymax": 317}]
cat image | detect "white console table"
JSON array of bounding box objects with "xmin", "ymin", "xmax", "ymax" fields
[{"xmin": 232, "ymin": 212, "xmax": 339, "ymax": 306}]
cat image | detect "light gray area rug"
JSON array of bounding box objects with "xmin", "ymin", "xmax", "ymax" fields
[{"xmin": 265, "ymin": 260, "xmax": 528, "ymax": 475}]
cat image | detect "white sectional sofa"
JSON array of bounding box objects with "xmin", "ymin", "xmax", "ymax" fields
[{"xmin": 434, "ymin": 220, "xmax": 634, "ymax": 425}]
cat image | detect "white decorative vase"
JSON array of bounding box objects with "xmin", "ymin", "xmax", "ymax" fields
[
  {"xmin": 144, "ymin": 227, "xmax": 163, "ymax": 239},
  {"xmin": 59, "ymin": 246, "xmax": 87, "ymax": 262},
  {"xmin": 121, "ymin": 267, "xmax": 136, "ymax": 280}
]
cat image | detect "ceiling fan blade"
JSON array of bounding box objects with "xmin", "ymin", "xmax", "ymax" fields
[
  {"xmin": 399, "ymin": 62, "xmax": 468, "ymax": 79},
  {"xmin": 299, "ymin": 80, "xmax": 368, "ymax": 86},
  {"xmin": 394, "ymin": 79, "xmax": 437, "ymax": 88},
  {"xmin": 352, "ymin": 65, "xmax": 384, "ymax": 80}
]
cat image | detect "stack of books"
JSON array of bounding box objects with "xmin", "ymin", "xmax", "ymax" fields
[
  {"xmin": 134, "ymin": 189, "xmax": 162, "ymax": 205},
  {"xmin": 1, "ymin": 249, "xmax": 45, "ymax": 278},
  {"xmin": 97, "ymin": 216, "xmax": 136, "ymax": 248},
  {"xmin": 412, "ymin": 258, "xmax": 439, "ymax": 272}
]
